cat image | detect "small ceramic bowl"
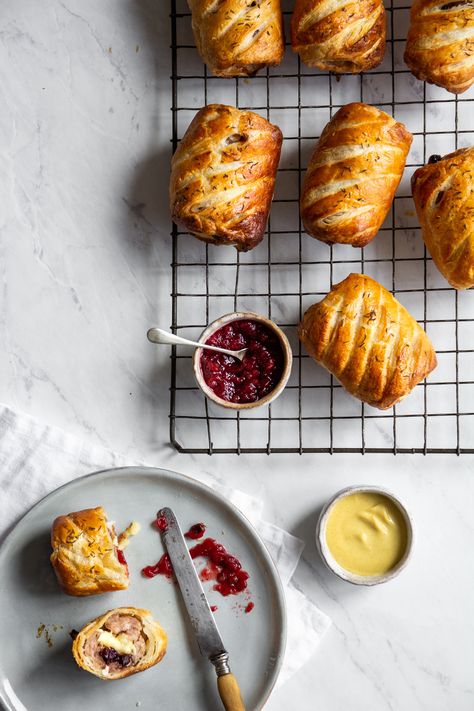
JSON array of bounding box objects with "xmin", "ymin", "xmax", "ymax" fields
[
  {"xmin": 193, "ymin": 311, "xmax": 292, "ymax": 410},
  {"xmin": 316, "ymin": 485, "xmax": 414, "ymax": 586}
]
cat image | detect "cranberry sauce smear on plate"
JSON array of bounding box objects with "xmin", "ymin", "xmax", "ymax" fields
[
  {"xmin": 142, "ymin": 523, "xmax": 250, "ymax": 597},
  {"xmin": 184, "ymin": 522, "xmax": 206, "ymax": 540},
  {"xmin": 200, "ymin": 319, "xmax": 284, "ymax": 404}
]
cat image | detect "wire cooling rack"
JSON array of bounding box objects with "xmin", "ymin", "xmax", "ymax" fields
[{"xmin": 169, "ymin": 0, "xmax": 474, "ymax": 454}]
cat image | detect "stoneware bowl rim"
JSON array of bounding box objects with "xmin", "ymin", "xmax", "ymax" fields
[
  {"xmin": 193, "ymin": 311, "xmax": 293, "ymax": 410},
  {"xmin": 316, "ymin": 484, "xmax": 414, "ymax": 586}
]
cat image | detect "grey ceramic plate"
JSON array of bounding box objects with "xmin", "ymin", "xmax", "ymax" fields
[{"xmin": 0, "ymin": 466, "xmax": 286, "ymax": 711}]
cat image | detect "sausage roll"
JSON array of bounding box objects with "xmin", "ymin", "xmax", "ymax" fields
[
  {"xmin": 404, "ymin": 0, "xmax": 474, "ymax": 94},
  {"xmin": 50, "ymin": 507, "xmax": 129, "ymax": 596},
  {"xmin": 188, "ymin": 0, "xmax": 285, "ymax": 77},
  {"xmin": 170, "ymin": 104, "xmax": 282, "ymax": 252},
  {"xmin": 299, "ymin": 273, "xmax": 437, "ymax": 409},
  {"xmin": 412, "ymin": 148, "xmax": 474, "ymax": 289},
  {"xmin": 291, "ymin": 0, "xmax": 386, "ymax": 73},
  {"xmin": 301, "ymin": 103, "xmax": 412, "ymax": 247},
  {"xmin": 72, "ymin": 607, "xmax": 167, "ymax": 680}
]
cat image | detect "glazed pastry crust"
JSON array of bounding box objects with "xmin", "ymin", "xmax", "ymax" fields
[
  {"xmin": 291, "ymin": 0, "xmax": 386, "ymax": 73},
  {"xmin": 170, "ymin": 104, "xmax": 282, "ymax": 252},
  {"xmin": 412, "ymin": 148, "xmax": 474, "ymax": 289},
  {"xmin": 188, "ymin": 0, "xmax": 284, "ymax": 77},
  {"xmin": 301, "ymin": 103, "xmax": 412, "ymax": 247},
  {"xmin": 72, "ymin": 607, "xmax": 167, "ymax": 680},
  {"xmin": 50, "ymin": 507, "xmax": 129, "ymax": 596},
  {"xmin": 299, "ymin": 274, "xmax": 437, "ymax": 409},
  {"xmin": 405, "ymin": 0, "xmax": 474, "ymax": 94}
]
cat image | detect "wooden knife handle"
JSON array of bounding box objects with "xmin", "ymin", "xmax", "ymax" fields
[{"xmin": 217, "ymin": 672, "xmax": 246, "ymax": 711}]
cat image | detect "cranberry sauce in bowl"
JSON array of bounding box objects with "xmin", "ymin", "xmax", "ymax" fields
[{"xmin": 194, "ymin": 312, "xmax": 292, "ymax": 410}]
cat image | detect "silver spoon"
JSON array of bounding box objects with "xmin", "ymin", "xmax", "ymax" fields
[{"xmin": 147, "ymin": 327, "xmax": 247, "ymax": 362}]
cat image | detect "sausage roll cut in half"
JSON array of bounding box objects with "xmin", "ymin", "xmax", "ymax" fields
[
  {"xmin": 412, "ymin": 148, "xmax": 474, "ymax": 289},
  {"xmin": 72, "ymin": 607, "xmax": 167, "ymax": 680},
  {"xmin": 170, "ymin": 104, "xmax": 282, "ymax": 252},
  {"xmin": 301, "ymin": 103, "xmax": 412, "ymax": 247},
  {"xmin": 405, "ymin": 0, "xmax": 474, "ymax": 94},
  {"xmin": 50, "ymin": 507, "xmax": 129, "ymax": 596},
  {"xmin": 299, "ymin": 274, "xmax": 437, "ymax": 409},
  {"xmin": 188, "ymin": 0, "xmax": 284, "ymax": 77},
  {"xmin": 291, "ymin": 0, "xmax": 386, "ymax": 73}
]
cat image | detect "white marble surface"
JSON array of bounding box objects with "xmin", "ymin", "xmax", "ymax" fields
[{"xmin": 1, "ymin": 1, "xmax": 474, "ymax": 709}]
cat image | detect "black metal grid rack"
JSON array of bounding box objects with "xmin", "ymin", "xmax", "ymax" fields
[{"xmin": 169, "ymin": 0, "xmax": 474, "ymax": 454}]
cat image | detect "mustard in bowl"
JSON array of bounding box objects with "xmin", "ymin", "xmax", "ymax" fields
[{"xmin": 316, "ymin": 486, "xmax": 414, "ymax": 586}]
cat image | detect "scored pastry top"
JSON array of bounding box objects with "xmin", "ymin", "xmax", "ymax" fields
[
  {"xmin": 170, "ymin": 104, "xmax": 282, "ymax": 252},
  {"xmin": 412, "ymin": 147, "xmax": 474, "ymax": 289},
  {"xmin": 404, "ymin": 0, "xmax": 474, "ymax": 93},
  {"xmin": 301, "ymin": 102, "xmax": 412, "ymax": 248},
  {"xmin": 299, "ymin": 273, "xmax": 437, "ymax": 410},
  {"xmin": 291, "ymin": 0, "xmax": 386, "ymax": 73},
  {"xmin": 188, "ymin": 0, "xmax": 285, "ymax": 77}
]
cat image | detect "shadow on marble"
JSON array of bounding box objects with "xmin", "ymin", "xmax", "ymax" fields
[
  {"xmin": 120, "ymin": 0, "xmax": 173, "ymax": 256},
  {"xmin": 121, "ymin": 144, "xmax": 172, "ymax": 252}
]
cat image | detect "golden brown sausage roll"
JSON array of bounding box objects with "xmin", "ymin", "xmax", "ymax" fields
[
  {"xmin": 170, "ymin": 104, "xmax": 282, "ymax": 252},
  {"xmin": 299, "ymin": 274, "xmax": 437, "ymax": 409},
  {"xmin": 301, "ymin": 103, "xmax": 412, "ymax": 248},
  {"xmin": 404, "ymin": 0, "xmax": 474, "ymax": 94},
  {"xmin": 72, "ymin": 607, "xmax": 167, "ymax": 680},
  {"xmin": 188, "ymin": 0, "xmax": 285, "ymax": 77},
  {"xmin": 50, "ymin": 507, "xmax": 129, "ymax": 596},
  {"xmin": 412, "ymin": 148, "xmax": 474, "ymax": 289},
  {"xmin": 291, "ymin": 0, "xmax": 386, "ymax": 72}
]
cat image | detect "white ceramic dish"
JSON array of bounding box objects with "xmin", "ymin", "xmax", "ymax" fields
[
  {"xmin": 316, "ymin": 485, "xmax": 414, "ymax": 586},
  {"xmin": 193, "ymin": 311, "xmax": 293, "ymax": 410},
  {"xmin": 0, "ymin": 466, "xmax": 286, "ymax": 711}
]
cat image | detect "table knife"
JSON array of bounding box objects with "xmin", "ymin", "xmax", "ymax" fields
[{"xmin": 159, "ymin": 507, "xmax": 246, "ymax": 711}]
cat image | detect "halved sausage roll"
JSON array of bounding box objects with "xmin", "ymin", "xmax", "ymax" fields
[
  {"xmin": 405, "ymin": 0, "xmax": 474, "ymax": 94},
  {"xmin": 301, "ymin": 103, "xmax": 412, "ymax": 247},
  {"xmin": 170, "ymin": 104, "xmax": 282, "ymax": 252},
  {"xmin": 412, "ymin": 148, "xmax": 474, "ymax": 289},
  {"xmin": 299, "ymin": 273, "xmax": 437, "ymax": 409},
  {"xmin": 72, "ymin": 607, "xmax": 167, "ymax": 680},
  {"xmin": 50, "ymin": 507, "xmax": 129, "ymax": 596},
  {"xmin": 188, "ymin": 0, "xmax": 285, "ymax": 77},
  {"xmin": 291, "ymin": 0, "xmax": 386, "ymax": 73}
]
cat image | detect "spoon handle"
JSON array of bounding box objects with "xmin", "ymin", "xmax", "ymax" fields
[
  {"xmin": 147, "ymin": 327, "xmax": 242, "ymax": 359},
  {"xmin": 147, "ymin": 327, "xmax": 202, "ymax": 349}
]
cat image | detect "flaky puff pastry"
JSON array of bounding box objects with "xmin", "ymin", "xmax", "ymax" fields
[
  {"xmin": 412, "ymin": 148, "xmax": 474, "ymax": 289},
  {"xmin": 170, "ymin": 104, "xmax": 282, "ymax": 252},
  {"xmin": 188, "ymin": 0, "xmax": 284, "ymax": 77},
  {"xmin": 72, "ymin": 607, "xmax": 167, "ymax": 680},
  {"xmin": 299, "ymin": 274, "xmax": 437, "ymax": 409},
  {"xmin": 50, "ymin": 507, "xmax": 129, "ymax": 596},
  {"xmin": 405, "ymin": 0, "xmax": 474, "ymax": 94},
  {"xmin": 291, "ymin": 0, "xmax": 386, "ymax": 72},
  {"xmin": 301, "ymin": 103, "xmax": 412, "ymax": 247}
]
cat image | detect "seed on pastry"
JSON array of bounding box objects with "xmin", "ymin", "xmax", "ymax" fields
[{"xmin": 50, "ymin": 507, "xmax": 129, "ymax": 596}]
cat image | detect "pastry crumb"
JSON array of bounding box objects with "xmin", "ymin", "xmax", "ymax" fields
[{"xmin": 36, "ymin": 623, "xmax": 56, "ymax": 648}]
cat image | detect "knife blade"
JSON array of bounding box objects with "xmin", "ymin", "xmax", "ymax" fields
[{"xmin": 159, "ymin": 507, "xmax": 246, "ymax": 711}]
